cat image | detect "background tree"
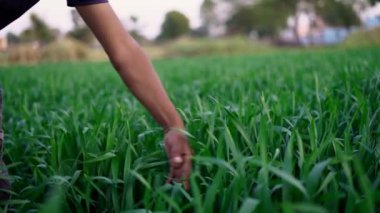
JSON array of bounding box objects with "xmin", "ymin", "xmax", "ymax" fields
[
  {"xmin": 292, "ymin": 0, "xmax": 313, "ymax": 44},
  {"xmin": 128, "ymin": 16, "xmax": 147, "ymax": 43},
  {"xmin": 20, "ymin": 13, "xmax": 56, "ymax": 43},
  {"xmin": 226, "ymin": 5, "xmax": 256, "ymax": 35},
  {"xmin": 220, "ymin": 0, "xmax": 256, "ymax": 11},
  {"xmin": 315, "ymin": 0, "xmax": 361, "ymax": 28},
  {"xmin": 158, "ymin": 11, "xmax": 190, "ymax": 40},
  {"xmin": 227, "ymin": 0, "xmax": 296, "ymax": 38},
  {"xmin": 68, "ymin": 10, "xmax": 95, "ymax": 46},
  {"xmin": 30, "ymin": 14, "xmax": 56, "ymax": 43},
  {"xmin": 200, "ymin": 0, "xmax": 217, "ymax": 36},
  {"xmin": 6, "ymin": 32, "xmax": 20, "ymax": 45}
]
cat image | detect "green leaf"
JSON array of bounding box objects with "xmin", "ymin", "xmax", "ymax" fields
[
  {"xmin": 268, "ymin": 165, "xmax": 308, "ymax": 198},
  {"xmin": 83, "ymin": 152, "xmax": 116, "ymax": 164},
  {"xmin": 193, "ymin": 156, "xmax": 238, "ymax": 176},
  {"xmin": 306, "ymin": 159, "xmax": 330, "ymax": 194},
  {"xmin": 129, "ymin": 170, "xmax": 152, "ymax": 190},
  {"xmin": 238, "ymin": 198, "xmax": 260, "ymax": 213}
]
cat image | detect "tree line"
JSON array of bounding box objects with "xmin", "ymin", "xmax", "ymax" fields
[
  {"xmin": 6, "ymin": 10, "xmax": 95, "ymax": 46},
  {"xmin": 5, "ymin": 0, "xmax": 380, "ymax": 45},
  {"xmin": 161, "ymin": 0, "xmax": 380, "ymax": 41}
]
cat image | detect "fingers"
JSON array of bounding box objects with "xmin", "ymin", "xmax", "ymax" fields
[
  {"xmin": 165, "ymin": 147, "xmax": 183, "ymax": 184},
  {"xmin": 166, "ymin": 165, "xmax": 174, "ymax": 184},
  {"xmin": 169, "ymin": 146, "xmax": 185, "ymax": 169},
  {"xmin": 166, "ymin": 152, "xmax": 191, "ymax": 189},
  {"xmin": 164, "ymin": 129, "xmax": 192, "ymax": 190},
  {"xmin": 182, "ymin": 156, "xmax": 191, "ymax": 190}
]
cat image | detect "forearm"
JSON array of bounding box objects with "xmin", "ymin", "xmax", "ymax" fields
[
  {"xmin": 115, "ymin": 40, "xmax": 184, "ymax": 131},
  {"xmin": 76, "ymin": 4, "xmax": 184, "ymax": 131}
]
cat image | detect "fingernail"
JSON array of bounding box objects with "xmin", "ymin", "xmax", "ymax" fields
[{"xmin": 173, "ymin": 156, "xmax": 183, "ymax": 164}]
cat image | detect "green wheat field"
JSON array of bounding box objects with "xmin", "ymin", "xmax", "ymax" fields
[{"xmin": 0, "ymin": 46, "xmax": 379, "ymax": 212}]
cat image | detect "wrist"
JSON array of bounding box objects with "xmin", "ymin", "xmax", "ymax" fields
[{"xmin": 163, "ymin": 118, "xmax": 184, "ymax": 133}]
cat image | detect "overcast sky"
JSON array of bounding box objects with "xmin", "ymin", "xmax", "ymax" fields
[{"xmin": 0, "ymin": 0, "xmax": 204, "ymax": 39}]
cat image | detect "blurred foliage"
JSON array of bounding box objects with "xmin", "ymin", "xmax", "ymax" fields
[
  {"xmin": 1, "ymin": 0, "xmax": 378, "ymax": 64},
  {"xmin": 220, "ymin": 0, "xmax": 255, "ymax": 10},
  {"xmin": 41, "ymin": 38, "xmax": 91, "ymax": 62},
  {"xmin": 1, "ymin": 36, "xmax": 272, "ymax": 64},
  {"xmin": 199, "ymin": 0, "xmax": 218, "ymax": 36},
  {"xmin": 20, "ymin": 13, "xmax": 56, "ymax": 44},
  {"xmin": 6, "ymin": 32, "xmax": 20, "ymax": 45},
  {"xmin": 201, "ymin": 0, "xmax": 216, "ymax": 25},
  {"xmin": 2, "ymin": 38, "xmax": 93, "ymax": 64},
  {"xmin": 227, "ymin": 0, "xmax": 296, "ymax": 37},
  {"xmin": 6, "ymin": 43, "xmax": 41, "ymax": 64},
  {"xmin": 225, "ymin": 0, "xmax": 363, "ymax": 39},
  {"xmin": 315, "ymin": 0, "xmax": 360, "ymax": 28},
  {"xmin": 67, "ymin": 28, "xmax": 94, "ymax": 46},
  {"xmin": 342, "ymin": 27, "xmax": 380, "ymax": 47},
  {"xmin": 128, "ymin": 16, "xmax": 148, "ymax": 44},
  {"xmin": 67, "ymin": 10, "xmax": 95, "ymax": 46},
  {"xmin": 158, "ymin": 11, "xmax": 190, "ymax": 40},
  {"xmin": 161, "ymin": 36, "xmax": 272, "ymax": 57}
]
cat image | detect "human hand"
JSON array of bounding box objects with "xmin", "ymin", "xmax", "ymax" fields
[{"xmin": 164, "ymin": 129, "xmax": 192, "ymax": 190}]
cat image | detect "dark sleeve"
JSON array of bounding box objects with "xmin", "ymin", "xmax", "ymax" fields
[
  {"xmin": 67, "ymin": 0, "xmax": 108, "ymax": 7},
  {"xmin": 0, "ymin": 0, "xmax": 40, "ymax": 30}
]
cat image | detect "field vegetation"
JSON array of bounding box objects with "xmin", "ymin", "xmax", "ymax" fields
[{"xmin": 0, "ymin": 46, "xmax": 379, "ymax": 212}]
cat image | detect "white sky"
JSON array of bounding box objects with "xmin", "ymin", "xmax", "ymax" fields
[
  {"xmin": 0, "ymin": 0, "xmax": 204, "ymax": 39},
  {"xmin": 361, "ymin": 3, "xmax": 380, "ymax": 20}
]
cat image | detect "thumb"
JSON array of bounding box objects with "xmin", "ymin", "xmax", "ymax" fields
[{"xmin": 170, "ymin": 145, "xmax": 184, "ymax": 169}]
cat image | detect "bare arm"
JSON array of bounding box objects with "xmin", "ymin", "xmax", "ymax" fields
[
  {"xmin": 76, "ymin": 3, "xmax": 181, "ymax": 131},
  {"xmin": 76, "ymin": 3, "xmax": 191, "ymax": 189}
]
